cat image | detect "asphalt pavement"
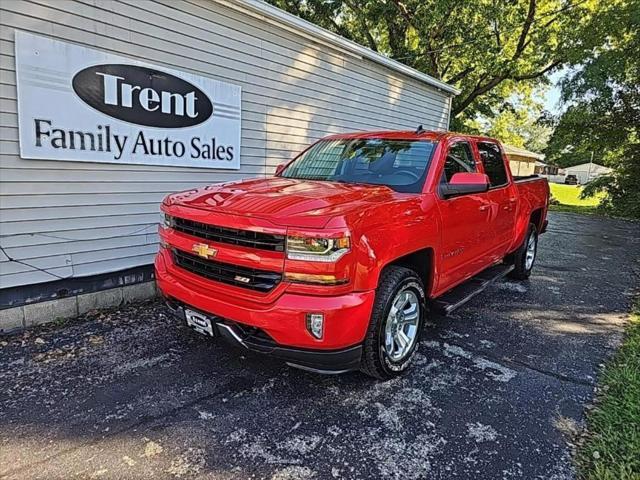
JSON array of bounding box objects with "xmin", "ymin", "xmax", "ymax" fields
[{"xmin": 1, "ymin": 212, "xmax": 638, "ymax": 480}]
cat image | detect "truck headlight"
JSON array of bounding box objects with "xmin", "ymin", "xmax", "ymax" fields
[
  {"xmin": 160, "ymin": 212, "xmax": 173, "ymax": 228},
  {"xmin": 286, "ymin": 236, "xmax": 350, "ymax": 262}
]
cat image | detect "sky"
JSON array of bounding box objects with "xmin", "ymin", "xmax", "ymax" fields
[
  {"xmin": 544, "ymin": 83, "xmax": 562, "ymax": 114},
  {"xmin": 543, "ymin": 69, "xmax": 568, "ymax": 115}
]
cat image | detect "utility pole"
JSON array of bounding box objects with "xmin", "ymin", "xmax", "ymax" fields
[{"xmin": 587, "ymin": 151, "xmax": 594, "ymax": 183}]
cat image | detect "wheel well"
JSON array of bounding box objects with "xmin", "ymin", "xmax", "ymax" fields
[
  {"xmin": 387, "ymin": 248, "xmax": 433, "ymax": 294},
  {"xmin": 530, "ymin": 208, "xmax": 543, "ymax": 231}
]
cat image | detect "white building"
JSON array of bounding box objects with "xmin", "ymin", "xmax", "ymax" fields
[
  {"xmin": 534, "ymin": 161, "xmax": 566, "ymax": 184},
  {"xmin": 563, "ymin": 162, "xmax": 612, "ymax": 185},
  {"xmin": 0, "ymin": 0, "xmax": 457, "ymax": 330}
]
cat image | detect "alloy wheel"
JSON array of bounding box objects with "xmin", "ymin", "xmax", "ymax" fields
[
  {"xmin": 383, "ymin": 288, "xmax": 420, "ymax": 362},
  {"xmin": 525, "ymin": 231, "xmax": 537, "ymax": 270}
]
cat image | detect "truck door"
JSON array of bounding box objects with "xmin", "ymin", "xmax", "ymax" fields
[
  {"xmin": 476, "ymin": 141, "xmax": 518, "ymax": 259},
  {"xmin": 436, "ymin": 140, "xmax": 495, "ymax": 291}
]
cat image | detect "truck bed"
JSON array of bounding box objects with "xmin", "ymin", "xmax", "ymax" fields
[{"xmin": 514, "ymin": 176, "xmax": 550, "ymax": 234}]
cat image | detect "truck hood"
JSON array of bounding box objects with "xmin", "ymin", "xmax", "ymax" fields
[{"xmin": 165, "ymin": 177, "xmax": 401, "ymax": 228}]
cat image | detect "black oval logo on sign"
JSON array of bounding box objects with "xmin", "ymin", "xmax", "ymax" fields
[{"xmin": 72, "ymin": 64, "xmax": 213, "ymax": 128}]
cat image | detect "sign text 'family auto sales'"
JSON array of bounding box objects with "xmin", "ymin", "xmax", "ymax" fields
[{"xmin": 15, "ymin": 31, "xmax": 241, "ymax": 169}]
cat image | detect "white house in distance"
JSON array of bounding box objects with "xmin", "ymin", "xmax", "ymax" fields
[
  {"xmin": 563, "ymin": 162, "xmax": 612, "ymax": 184},
  {"xmin": 535, "ymin": 161, "xmax": 566, "ymax": 184},
  {"xmin": 534, "ymin": 160, "xmax": 611, "ymax": 184}
]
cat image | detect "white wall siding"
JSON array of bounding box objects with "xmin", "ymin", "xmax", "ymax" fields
[{"xmin": 0, "ymin": 0, "xmax": 453, "ymax": 289}]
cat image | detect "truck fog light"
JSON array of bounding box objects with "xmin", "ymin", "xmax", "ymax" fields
[{"xmin": 306, "ymin": 313, "xmax": 324, "ymax": 339}]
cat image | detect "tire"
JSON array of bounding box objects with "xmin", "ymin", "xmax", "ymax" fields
[
  {"xmin": 508, "ymin": 223, "xmax": 538, "ymax": 280},
  {"xmin": 360, "ymin": 266, "xmax": 426, "ymax": 380}
]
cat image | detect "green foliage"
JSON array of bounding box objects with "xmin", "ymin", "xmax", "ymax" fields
[
  {"xmin": 268, "ymin": 0, "xmax": 598, "ymax": 131},
  {"xmin": 465, "ymin": 90, "xmax": 552, "ymax": 150},
  {"xmin": 545, "ymin": 0, "xmax": 640, "ymax": 218},
  {"xmin": 577, "ymin": 301, "xmax": 640, "ymax": 480},
  {"xmin": 269, "ymin": 1, "xmax": 637, "ymax": 215}
]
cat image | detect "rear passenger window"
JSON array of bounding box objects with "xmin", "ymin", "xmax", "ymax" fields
[
  {"xmin": 442, "ymin": 142, "xmax": 476, "ymax": 183},
  {"xmin": 477, "ymin": 142, "xmax": 508, "ymax": 187}
]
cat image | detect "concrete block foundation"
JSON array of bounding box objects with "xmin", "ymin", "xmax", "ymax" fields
[{"xmin": 0, "ymin": 281, "xmax": 158, "ymax": 335}]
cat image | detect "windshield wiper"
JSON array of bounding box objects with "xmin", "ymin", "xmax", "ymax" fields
[
  {"xmin": 286, "ymin": 177, "xmax": 383, "ymax": 188},
  {"xmin": 332, "ymin": 179, "xmax": 384, "ymax": 187}
]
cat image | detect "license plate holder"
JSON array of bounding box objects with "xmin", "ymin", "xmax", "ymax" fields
[{"xmin": 185, "ymin": 308, "xmax": 216, "ymax": 337}]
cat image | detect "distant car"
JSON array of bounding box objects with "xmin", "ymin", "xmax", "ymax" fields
[{"xmin": 564, "ymin": 174, "xmax": 578, "ymax": 185}]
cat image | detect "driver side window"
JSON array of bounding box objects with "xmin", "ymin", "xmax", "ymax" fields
[{"xmin": 442, "ymin": 142, "xmax": 477, "ymax": 183}]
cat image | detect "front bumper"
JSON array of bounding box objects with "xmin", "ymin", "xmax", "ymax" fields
[
  {"xmin": 164, "ymin": 297, "xmax": 363, "ymax": 373},
  {"xmin": 155, "ymin": 250, "xmax": 374, "ymax": 368}
]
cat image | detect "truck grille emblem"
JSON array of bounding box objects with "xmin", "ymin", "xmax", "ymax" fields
[{"xmin": 192, "ymin": 243, "xmax": 217, "ymax": 259}]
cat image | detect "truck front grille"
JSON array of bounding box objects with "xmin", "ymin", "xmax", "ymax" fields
[
  {"xmin": 172, "ymin": 249, "xmax": 282, "ymax": 293},
  {"xmin": 173, "ymin": 217, "xmax": 285, "ymax": 252}
]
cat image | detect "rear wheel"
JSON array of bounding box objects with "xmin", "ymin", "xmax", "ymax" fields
[
  {"xmin": 508, "ymin": 223, "xmax": 538, "ymax": 280},
  {"xmin": 360, "ymin": 266, "xmax": 426, "ymax": 380}
]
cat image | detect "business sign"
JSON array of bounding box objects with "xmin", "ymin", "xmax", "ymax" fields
[{"xmin": 15, "ymin": 31, "xmax": 241, "ymax": 169}]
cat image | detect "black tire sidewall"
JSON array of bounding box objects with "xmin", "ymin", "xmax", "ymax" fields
[{"xmin": 377, "ymin": 274, "xmax": 426, "ymax": 375}]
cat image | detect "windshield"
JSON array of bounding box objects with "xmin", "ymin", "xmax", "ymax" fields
[{"xmin": 280, "ymin": 138, "xmax": 437, "ymax": 193}]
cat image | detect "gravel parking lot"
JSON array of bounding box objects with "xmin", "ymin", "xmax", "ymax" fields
[{"xmin": 1, "ymin": 212, "xmax": 638, "ymax": 480}]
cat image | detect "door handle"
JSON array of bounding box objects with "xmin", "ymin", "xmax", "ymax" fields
[{"xmin": 479, "ymin": 205, "xmax": 490, "ymax": 211}]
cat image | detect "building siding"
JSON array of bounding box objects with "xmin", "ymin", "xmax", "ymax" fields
[
  {"xmin": 0, "ymin": 0, "xmax": 453, "ymax": 290},
  {"xmin": 509, "ymin": 161, "xmax": 536, "ymax": 177}
]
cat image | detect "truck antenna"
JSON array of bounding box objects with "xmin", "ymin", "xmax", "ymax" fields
[{"xmin": 415, "ymin": 124, "xmax": 425, "ymax": 134}]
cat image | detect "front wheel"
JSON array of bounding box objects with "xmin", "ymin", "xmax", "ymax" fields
[
  {"xmin": 508, "ymin": 223, "xmax": 538, "ymax": 280},
  {"xmin": 360, "ymin": 266, "xmax": 426, "ymax": 380}
]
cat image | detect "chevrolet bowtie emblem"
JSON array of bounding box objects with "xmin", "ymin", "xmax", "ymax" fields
[{"xmin": 192, "ymin": 243, "xmax": 217, "ymax": 259}]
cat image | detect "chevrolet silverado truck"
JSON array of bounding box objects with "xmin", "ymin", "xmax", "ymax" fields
[{"xmin": 156, "ymin": 129, "xmax": 549, "ymax": 379}]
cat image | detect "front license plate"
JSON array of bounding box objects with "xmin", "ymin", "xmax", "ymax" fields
[{"xmin": 185, "ymin": 309, "xmax": 215, "ymax": 337}]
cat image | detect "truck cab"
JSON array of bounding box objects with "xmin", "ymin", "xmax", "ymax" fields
[{"xmin": 156, "ymin": 130, "xmax": 549, "ymax": 379}]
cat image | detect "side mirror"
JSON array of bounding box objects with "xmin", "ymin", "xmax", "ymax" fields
[
  {"xmin": 274, "ymin": 163, "xmax": 287, "ymax": 176},
  {"xmin": 440, "ymin": 172, "xmax": 490, "ymax": 198}
]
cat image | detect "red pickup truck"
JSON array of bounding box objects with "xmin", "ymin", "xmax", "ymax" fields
[{"xmin": 156, "ymin": 129, "xmax": 549, "ymax": 379}]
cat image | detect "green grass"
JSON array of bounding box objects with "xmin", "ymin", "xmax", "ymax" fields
[
  {"xmin": 549, "ymin": 183, "xmax": 605, "ymax": 216},
  {"xmin": 549, "ymin": 203, "xmax": 602, "ymax": 215},
  {"xmin": 577, "ymin": 302, "xmax": 640, "ymax": 480}
]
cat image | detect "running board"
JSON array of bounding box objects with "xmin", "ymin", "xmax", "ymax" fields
[{"xmin": 431, "ymin": 263, "xmax": 514, "ymax": 315}]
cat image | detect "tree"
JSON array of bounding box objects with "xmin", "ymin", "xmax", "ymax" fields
[
  {"xmin": 545, "ymin": 0, "xmax": 639, "ymax": 217},
  {"xmin": 465, "ymin": 89, "xmax": 552, "ymax": 150},
  {"xmin": 268, "ymin": 0, "xmax": 597, "ymax": 129}
]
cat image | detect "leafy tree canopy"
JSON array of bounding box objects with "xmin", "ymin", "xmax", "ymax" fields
[
  {"xmin": 268, "ymin": 0, "xmax": 599, "ymax": 135},
  {"xmin": 466, "ymin": 89, "xmax": 552, "ymax": 151},
  {"xmin": 545, "ymin": 0, "xmax": 639, "ymax": 217}
]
